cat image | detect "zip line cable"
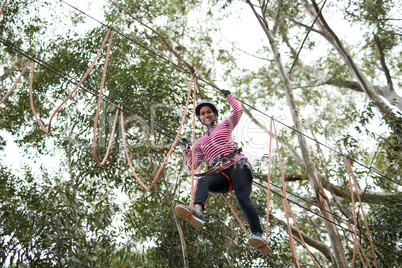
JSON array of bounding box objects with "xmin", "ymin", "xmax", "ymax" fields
[
  {"xmin": 57, "ymin": 0, "xmax": 401, "ymax": 188},
  {"xmin": 1, "ymin": 1, "xmax": 400, "ymax": 258},
  {"xmin": 1, "ymin": 36, "xmax": 401, "ymax": 261}
]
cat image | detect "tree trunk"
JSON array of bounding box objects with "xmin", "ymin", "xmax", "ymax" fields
[{"xmin": 246, "ymin": 2, "xmax": 348, "ymax": 267}]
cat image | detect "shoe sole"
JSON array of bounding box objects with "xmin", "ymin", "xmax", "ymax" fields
[
  {"xmin": 248, "ymin": 237, "xmax": 267, "ymax": 248},
  {"xmin": 257, "ymin": 244, "xmax": 273, "ymax": 255},
  {"xmin": 175, "ymin": 206, "xmax": 204, "ymax": 228},
  {"xmin": 248, "ymin": 237, "xmax": 272, "ymax": 255}
]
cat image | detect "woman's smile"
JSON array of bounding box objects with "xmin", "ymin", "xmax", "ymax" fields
[{"xmin": 200, "ymin": 106, "xmax": 215, "ymax": 125}]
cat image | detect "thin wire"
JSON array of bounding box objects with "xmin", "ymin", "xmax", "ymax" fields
[
  {"xmin": 58, "ymin": 0, "xmax": 401, "ymax": 187},
  {"xmin": 288, "ymin": 0, "xmax": 328, "ymax": 76}
]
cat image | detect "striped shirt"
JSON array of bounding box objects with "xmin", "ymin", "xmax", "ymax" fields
[{"xmin": 185, "ymin": 94, "xmax": 246, "ymax": 171}]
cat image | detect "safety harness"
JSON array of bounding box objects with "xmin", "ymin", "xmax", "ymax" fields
[{"xmin": 193, "ymin": 147, "xmax": 242, "ymax": 192}]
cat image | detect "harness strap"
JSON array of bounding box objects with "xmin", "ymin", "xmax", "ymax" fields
[
  {"xmin": 219, "ymin": 171, "xmax": 233, "ymax": 192},
  {"xmin": 196, "ymin": 147, "xmax": 242, "ymax": 177}
]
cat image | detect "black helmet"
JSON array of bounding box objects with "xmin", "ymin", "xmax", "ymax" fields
[{"xmin": 195, "ymin": 99, "xmax": 218, "ymax": 125}]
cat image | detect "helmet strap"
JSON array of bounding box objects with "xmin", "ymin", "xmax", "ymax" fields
[{"xmin": 207, "ymin": 124, "xmax": 212, "ymax": 136}]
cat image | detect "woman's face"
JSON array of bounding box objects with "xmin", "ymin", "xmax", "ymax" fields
[{"xmin": 200, "ymin": 106, "xmax": 216, "ymax": 125}]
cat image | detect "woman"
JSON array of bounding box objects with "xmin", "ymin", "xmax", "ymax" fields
[{"xmin": 175, "ymin": 89, "xmax": 271, "ymax": 255}]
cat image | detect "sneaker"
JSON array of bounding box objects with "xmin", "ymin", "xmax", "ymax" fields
[
  {"xmin": 248, "ymin": 233, "xmax": 273, "ymax": 255},
  {"xmin": 175, "ymin": 204, "xmax": 205, "ymax": 228}
]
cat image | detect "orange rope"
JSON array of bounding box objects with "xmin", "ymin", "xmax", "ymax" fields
[
  {"xmin": 220, "ymin": 118, "xmax": 274, "ymax": 241},
  {"xmin": 265, "ymin": 117, "xmax": 274, "ymax": 241},
  {"xmin": 286, "ymin": 193, "xmax": 321, "ymax": 267},
  {"xmin": 29, "ymin": 28, "xmax": 113, "ymax": 134},
  {"xmin": 280, "ymin": 191, "xmax": 301, "ymax": 268},
  {"xmin": 0, "ymin": 0, "xmax": 7, "ymax": 17},
  {"xmin": 29, "ymin": 56, "xmax": 49, "ymax": 133},
  {"xmin": 188, "ymin": 74, "xmax": 197, "ymax": 216},
  {"xmin": 92, "ymin": 29, "xmax": 117, "ymax": 166},
  {"xmin": 120, "ymin": 74, "xmax": 196, "ymax": 191},
  {"xmin": 346, "ymin": 156, "xmax": 358, "ymax": 268},
  {"xmin": 345, "ymin": 157, "xmax": 378, "ymax": 268},
  {"xmin": 92, "ymin": 106, "xmax": 119, "ymax": 166},
  {"xmin": 0, "ymin": 58, "xmax": 31, "ymax": 105},
  {"xmin": 273, "ymin": 121, "xmax": 300, "ymax": 268},
  {"xmin": 221, "ymin": 193, "xmax": 250, "ymax": 236},
  {"xmin": 347, "ymin": 222, "xmax": 371, "ymax": 268},
  {"xmin": 275, "ymin": 118, "xmax": 321, "ymax": 267}
]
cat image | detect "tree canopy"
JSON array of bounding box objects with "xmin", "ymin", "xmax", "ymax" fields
[{"xmin": 0, "ymin": 0, "xmax": 401, "ymax": 267}]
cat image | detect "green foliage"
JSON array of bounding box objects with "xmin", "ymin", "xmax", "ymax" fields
[
  {"xmin": 0, "ymin": 162, "xmax": 121, "ymax": 266},
  {"xmin": 367, "ymin": 195, "xmax": 402, "ymax": 266}
]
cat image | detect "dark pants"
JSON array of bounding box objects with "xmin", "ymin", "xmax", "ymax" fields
[{"xmin": 194, "ymin": 158, "xmax": 263, "ymax": 234}]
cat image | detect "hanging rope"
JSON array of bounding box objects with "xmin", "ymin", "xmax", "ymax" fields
[
  {"xmin": 272, "ymin": 119, "xmax": 300, "ymax": 267},
  {"xmin": 92, "ymin": 29, "xmax": 117, "ymax": 166},
  {"xmin": 0, "ymin": 58, "xmax": 31, "ymax": 105},
  {"xmin": 285, "ymin": 195, "xmax": 321, "ymax": 267},
  {"xmin": 345, "ymin": 157, "xmax": 379, "ymax": 268},
  {"xmin": 221, "ymin": 193, "xmax": 250, "ymax": 236},
  {"xmin": 273, "ymin": 120, "xmax": 320, "ymax": 268},
  {"xmin": 264, "ymin": 117, "xmax": 274, "ymax": 242},
  {"xmin": 214, "ymin": 118, "xmax": 274, "ymax": 251},
  {"xmin": 184, "ymin": 74, "xmax": 197, "ymax": 219},
  {"xmin": 348, "ymin": 222, "xmax": 371, "ymax": 268},
  {"xmin": 0, "ymin": 0, "xmax": 7, "ymax": 18},
  {"xmin": 346, "ymin": 156, "xmax": 359, "ymax": 268},
  {"xmin": 92, "ymin": 106, "xmax": 119, "ymax": 166},
  {"xmin": 120, "ymin": 73, "xmax": 196, "ymax": 190},
  {"xmin": 29, "ymin": 27, "xmax": 113, "ymax": 134}
]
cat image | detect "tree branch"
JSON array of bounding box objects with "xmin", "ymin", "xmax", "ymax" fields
[
  {"xmin": 319, "ymin": 174, "xmax": 398, "ymax": 204},
  {"xmin": 272, "ymin": 0, "xmax": 283, "ymax": 36},
  {"xmin": 374, "ymin": 34, "xmax": 394, "ymax": 92},
  {"xmin": 264, "ymin": 7, "xmax": 326, "ymax": 35},
  {"xmin": 282, "ymin": 172, "xmax": 399, "ymax": 204},
  {"xmin": 297, "ymin": 61, "xmax": 402, "ymax": 111},
  {"xmin": 304, "ymin": 0, "xmax": 400, "ymax": 116}
]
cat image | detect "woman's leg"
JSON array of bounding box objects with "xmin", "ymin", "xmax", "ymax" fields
[
  {"xmin": 194, "ymin": 172, "xmax": 230, "ymax": 211},
  {"xmin": 230, "ymin": 159, "xmax": 263, "ymax": 234}
]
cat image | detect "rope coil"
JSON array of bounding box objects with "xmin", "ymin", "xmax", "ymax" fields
[
  {"xmin": 92, "ymin": 29, "xmax": 117, "ymax": 166},
  {"xmin": 29, "ymin": 27, "xmax": 114, "ymax": 134}
]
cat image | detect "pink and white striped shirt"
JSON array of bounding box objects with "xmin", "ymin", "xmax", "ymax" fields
[{"xmin": 185, "ymin": 95, "xmax": 246, "ymax": 171}]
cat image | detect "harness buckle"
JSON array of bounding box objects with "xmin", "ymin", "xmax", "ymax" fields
[{"xmin": 211, "ymin": 147, "xmax": 242, "ymax": 167}]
